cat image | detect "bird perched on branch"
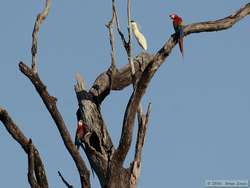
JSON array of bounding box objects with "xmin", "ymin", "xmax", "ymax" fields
[
  {"xmin": 169, "ymin": 13, "xmax": 184, "ymax": 57},
  {"xmin": 131, "ymin": 20, "xmax": 148, "ymax": 50},
  {"xmin": 75, "ymin": 120, "xmax": 88, "ymax": 150},
  {"xmin": 75, "ymin": 120, "xmax": 96, "ymax": 178}
]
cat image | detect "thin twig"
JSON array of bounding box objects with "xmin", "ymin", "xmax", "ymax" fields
[
  {"xmin": 31, "ymin": 0, "xmax": 51, "ymax": 73},
  {"xmin": 113, "ymin": 1, "xmax": 129, "ymax": 54},
  {"xmin": 127, "ymin": 0, "xmax": 136, "ymax": 77},
  {"xmin": 58, "ymin": 171, "xmax": 74, "ymax": 188},
  {"xmin": 106, "ymin": 0, "xmax": 117, "ymax": 68},
  {"xmin": 126, "ymin": 0, "xmax": 144, "ymax": 118}
]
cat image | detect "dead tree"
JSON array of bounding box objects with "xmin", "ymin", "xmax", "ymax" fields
[{"xmin": 1, "ymin": 0, "xmax": 250, "ymax": 188}]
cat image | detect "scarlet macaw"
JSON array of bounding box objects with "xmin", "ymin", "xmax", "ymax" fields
[
  {"xmin": 169, "ymin": 13, "xmax": 184, "ymax": 57},
  {"xmin": 75, "ymin": 120, "xmax": 87, "ymax": 150}
]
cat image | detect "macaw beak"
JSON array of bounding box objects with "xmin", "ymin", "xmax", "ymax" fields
[{"xmin": 169, "ymin": 15, "xmax": 173, "ymax": 19}]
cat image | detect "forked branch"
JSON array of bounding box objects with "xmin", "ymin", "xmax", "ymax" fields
[
  {"xmin": 19, "ymin": 63, "xmax": 91, "ymax": 188},
  {"xmin": 2, "ymin": 2, "xmax": 249, "ymax": 188},
  {"xmin": 0, "ymin": 107, "xmax": 48, "ymax": 188},
  {"xmin": 116, "ymin": 2, "xmax": 250, "ymax": 164}
]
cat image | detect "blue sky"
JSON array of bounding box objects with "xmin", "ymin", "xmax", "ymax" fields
[{"xmin": 0, "ymin": 0, "xmax": 250, "ymax": 187}]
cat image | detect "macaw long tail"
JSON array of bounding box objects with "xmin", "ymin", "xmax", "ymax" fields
[{"xmin": 178, "ymin": 37, "xmax": 184, "ymax": 57}]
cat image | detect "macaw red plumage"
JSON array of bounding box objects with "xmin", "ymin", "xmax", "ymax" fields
[
  {"xmin": 75, "ymin": 120, "xmax": 87, "ymax": 150},
  {"xmin": 74, "ymin": 119, "xmax": 95, "ymax": 177},
  {"xmin": 169, "ymin": 13, "xmax": 184, "ymax": 57}
]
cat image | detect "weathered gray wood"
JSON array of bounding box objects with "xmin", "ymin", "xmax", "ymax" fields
[{"xmin": 1, "ymin": 2, "xmax": 250, "ymax": 188}]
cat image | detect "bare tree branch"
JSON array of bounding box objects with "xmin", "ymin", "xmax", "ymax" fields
[
  {"xmin": 156, "ymin": 3, "xmax": 250, "ymax": 65},
  {"xmin": 27, "ymin": 139, "xmax": 40, "ymax": 188},
  {"xmin": 0, "ymin": 107, "xmax": 48, "ymax": 188},
  {"xmin": 89, "ymin": 52, "xmax": 152, "ymax": 102},
  {"xmin": 22, "ymin": 0, "xmax": 91, "ymax": 186},
  {"xmin": 134, "ymin": 102, "xmax": 151, "ymax": 163},
  {"xmin": 58, "ymin": 171, "xmax": 74, "ymax": 188},
  {"xmin": 31, "ymin": 0, "xmax": 51, "ymax": 73},
  {"xmin": 106, "ymin": 0, "xmax": 117, "ymax": 69},
  {"xmin": 130, "ymin": 103, "xmax": 151, "ymax": 188},
  {"xmin": 115, "ymin": 0, "xmax": 149, "ymax": 165},
  {"xmin": 115, "ymin": 3, "xmax": 250, "ymax": 164},
  {"xmin": 2, "ymin": 2, "xmax": 249, "ymax": 188},
  {"xmin": 79, "ymin": 144, "xmax": 95, "ymax": 178},
  {"xmin": 102, "ymin": 0, "xmax": 119, "ymax": 96},
  {"xmin": 91, "ymin": 3, "xmax": 250, "ymax": 103},
  {"xmin": 113, "ymin": 0, "xmax": 139, "ymax": 73},
  {"xmin": 18, "ymin": 63, "xmax": 91, "ymax": 188},
  {"xmin": 74, "ymin": 73, "xmax": 114, "ymax": 187},
  {"xmin": 113, "ymin": 0, "xmax": 129, "ymax": 54},
  {"xmin": 127, "ymin": 0, "xmax": 135, "ymax": 77},
  {"xmin": 89, "ymin": 1, "xmax": 153, "ymax": 102}
]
